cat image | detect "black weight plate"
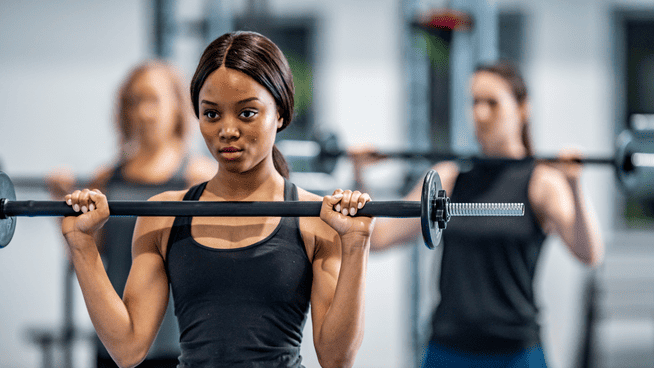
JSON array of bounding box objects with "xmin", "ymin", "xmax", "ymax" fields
[
  {"xmin": 420, "ymin": 170, "xmax": 442, "ymax": 249},
  {"xmin": 0, "ymin": 171, "xmax": 17, "ymax": 248}
]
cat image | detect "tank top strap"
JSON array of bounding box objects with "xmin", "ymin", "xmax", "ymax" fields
[
  {"xmin": 281, "ymin": 179, "xmax": 303, "ymax": 245},
  {"xmin": 165, "ymin": 182, "xmax": 208, "ymax": 264},
  {"xmin": 106, "ymin": 161, "xmax": 127, "ymax": 184},
  {"xmin": 284, "ymin": 178, "xmax": 298, "ymax": 201}
]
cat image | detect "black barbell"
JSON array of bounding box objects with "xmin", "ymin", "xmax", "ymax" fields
[
  {"xmin": 279, "ymin": 129, "xmax": 654, "ymax": 198},
  {"xmin": 0, "ymin": 170, "xmax": 524, "ymax": 250}
]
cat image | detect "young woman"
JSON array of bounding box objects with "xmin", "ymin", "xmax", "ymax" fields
[
  {"xmin": 351, "ymin": 61, "xmax": 603, "ymax": 367},
  {"xmin": 61, "ymin": 31, "xmax": 375, "ymax": 368},
  {"xmin": 47, "ymin": 60, "xmax": 216, "ymax": 368}
]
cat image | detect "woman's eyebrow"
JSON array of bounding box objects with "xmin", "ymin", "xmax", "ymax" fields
[
  {"xmin": 200, "ymin": 97, "xmax": 260, "ymax": 106},
  {"xmin": 200, "ymin": 99, "xmax": 218, "ymax": 106},
  {"xmin": 237, "ymin": 97, "xmax": 260, "ymax": 104}
]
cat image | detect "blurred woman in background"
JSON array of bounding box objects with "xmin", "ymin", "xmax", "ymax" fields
[
  {"xmin": 47, "ymin": 60, "xmax": 216, "ymax": 368},
  {"xmin": 350, "ymin": 60, "xmax": 604, "ymax": 367}
]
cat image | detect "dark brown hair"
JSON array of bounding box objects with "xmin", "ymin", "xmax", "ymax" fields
[
  {"xmin": 190, "ymin": 31, "xmax": 294, "ymax": 178},
  {"xmin": 116, "ymin": 60, "xmax": 190, "ymax": 157},
  {"xmin": 475, "ymin": 60, "xmax": 534, "ymax": 156}
]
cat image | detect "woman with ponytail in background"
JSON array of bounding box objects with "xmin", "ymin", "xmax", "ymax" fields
[{"xmin": 351, "ymin": 60, "xmax": 604, "ymax": 367}]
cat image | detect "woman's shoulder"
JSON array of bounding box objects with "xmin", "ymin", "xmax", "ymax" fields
[
  {"xmin": 296, "ymin": 186, "xmax": 323, "ymax": 202},
  {"xmin": 528, "ymin": 163, "xmax": 570, "ymax": 210},
  {"xmin": 296, "ymin": 186, "xmax": 337, "ymax": 233},
  {"xmin": 531, "ymin": 163, "xmax": 567, "ymax": 190},
  {"xmin": 149, "ymin": 189, "xmax": 189, "ymax": 202}
]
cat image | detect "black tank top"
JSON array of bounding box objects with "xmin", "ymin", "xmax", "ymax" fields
[
  {"xmin": 98, "ymin": 160, "xmax": 188, "ymax": 360},
  {"xmin": 430, "ymin": 158, "xmax": 547, "ymax": 353},
  {"xmin": 165, "ymin": 180, "xmax": 313, "ymax": 368}
]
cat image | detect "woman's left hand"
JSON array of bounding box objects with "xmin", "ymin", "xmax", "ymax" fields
[
  {"xmin": 320, "ymin": 189, "xmax": 375, "ymax": 241},
  {"xmin": 554, "ymin": 148, "xmax": 584, "ymax": 182}
]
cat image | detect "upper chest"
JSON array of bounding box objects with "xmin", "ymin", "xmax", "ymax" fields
[{"xmin": 189, "ymin": 216, "xmax": 283, "ymax": 249}]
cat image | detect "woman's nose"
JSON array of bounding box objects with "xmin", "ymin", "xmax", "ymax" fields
[
  {"xmin": 218, "ymin": 119, "xmax": 240, "ymax": 140},
  {"xmin": 136, "ymin": 101, "xmax": 158, "ymax": 121},
  {"xmin": 473, "ymin": 103, "xmax": 492, "ymax": 124}
]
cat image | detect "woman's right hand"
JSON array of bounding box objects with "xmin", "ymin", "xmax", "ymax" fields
[{"xmin": 62, "ymin": 189, "xmax": 110, "ymax": 249}]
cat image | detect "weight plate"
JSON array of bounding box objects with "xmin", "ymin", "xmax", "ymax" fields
[
  {"xmin": 0, "ymin": 172, "xmax": 17, "ymax": 248},
  {"xmin": 421, "ymin": 170, "xmax": 443, "ymax": 249}
]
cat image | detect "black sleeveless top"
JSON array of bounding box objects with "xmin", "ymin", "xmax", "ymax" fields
[
  {"xmin": 98, "ymin": 160, "xmax": 187, "ymax": 359},
  {"xmin": 165, "ymin": 180, "xmax": 313, "ymax": 368},
  {"xmin": 430, "ymin": 158, "xmax": 547, "ymax": 353}
]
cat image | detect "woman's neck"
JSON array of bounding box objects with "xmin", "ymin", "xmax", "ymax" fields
[
  {"xmin": 132, "ymin": 139, "xmax": 184, "ymax": 162},
  {"xmin": 206, "ymin": 159, "xmax": 284, "ymax": 201},
  {"xmin": 481, "ymin": 140, "xmax": 528, "ymax": 159},
  {"xmin": 121, "ymin": 139, "xmax": 186, "ymax": 183}
]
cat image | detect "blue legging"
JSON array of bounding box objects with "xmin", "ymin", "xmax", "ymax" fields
[{"xmin": 421, "ymin": 341, "xmax": 547, "ymax": 368}]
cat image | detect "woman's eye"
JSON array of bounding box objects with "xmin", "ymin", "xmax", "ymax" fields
[
  {"xmin": 240, "ymin": 110, "xmax": 257, "ymax": 119},
  {"xmin": 204, "ymin": 111, "xmax": 219, "ymax": 119}
]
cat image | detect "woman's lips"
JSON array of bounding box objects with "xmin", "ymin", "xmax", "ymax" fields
[{"xmin": 219, "ymin": 147, "xmax": 243, "ymax": 160}]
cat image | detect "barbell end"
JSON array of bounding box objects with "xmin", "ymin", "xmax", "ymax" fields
[
  {"xmin": 421, "ymin": 170, "xmax": 443, "ymax": 250},
  {"xmin": 0, "ymin": 172, "xmax": 17, "ymax": 248}
]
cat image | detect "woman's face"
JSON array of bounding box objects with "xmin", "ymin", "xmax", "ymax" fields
[
  {"xmin": 126, "ymin": 68, "xmax": 179, "ymax": 147},
  {"xmin": 198, "ymin": 66, "xmax": 282, "ymax": 175},
  {"xmin": 470, "ymin": 71, "xmax": 526, "ymax": 154}
]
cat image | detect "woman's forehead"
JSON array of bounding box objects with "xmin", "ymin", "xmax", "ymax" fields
[
  {"xmin": 199, "ymin": 67, "xmax": 273, "ymax": 103},
  {"xmin": 471, "ymin": 72, "xmax": 513, "ymax": 98}
]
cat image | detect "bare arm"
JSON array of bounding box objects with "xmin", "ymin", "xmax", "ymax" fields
[
  {"xmin": 300, "ymin": 189, "xmax": 374, "ymax": 368},
  {"xmin": 63, "ymin": 190, "xmax": 174, "ymax": 367},
  {"xmin": 530, "ymin": 159, "xmax": 604, "ymax": 266},
  {"xmin": 368, "ymin": 161, "xmax": 459, "ymax": 252}
]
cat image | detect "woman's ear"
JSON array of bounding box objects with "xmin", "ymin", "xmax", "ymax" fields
[{"xmin": 277, "ymin": 113, "xmax": 284, "ymax": 130}]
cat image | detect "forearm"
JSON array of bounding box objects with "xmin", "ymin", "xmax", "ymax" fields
[
  {"xmin": 564, "ymin": 181, "xmax": 604, "ymax": 266},
  {"xmin": 369, "ymin": 218, "xmax": 420, "ymax": 252},
  {"xmin": 68, "ymin": 237, "xmax": 146, "ymax": 366},
  {"xmin": 316, "ymin": 239, "xmax": 369, "ymax": 368}
]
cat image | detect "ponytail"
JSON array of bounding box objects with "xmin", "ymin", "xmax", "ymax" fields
[
  {"xmin": 521, "ymin": 120, "xmax": 535, "ymax": 157},
  {"xmin": 272, "ymin": 144, "xmax": 290, "ymax": 179}
]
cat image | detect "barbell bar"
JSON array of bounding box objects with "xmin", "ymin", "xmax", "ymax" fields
[
  {"xmin": 0, "ymin": 170, "xmax": 524, "ymax": 250},
  {"xmin": 280, "ymin": 129, "xmax": 654, "ymax": 198}
]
